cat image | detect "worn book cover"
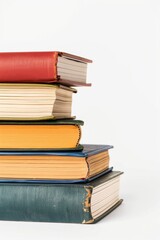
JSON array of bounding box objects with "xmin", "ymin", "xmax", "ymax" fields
[{"xmin": 0, "ymin": 171, "xmax": 123, "ymax": 224}]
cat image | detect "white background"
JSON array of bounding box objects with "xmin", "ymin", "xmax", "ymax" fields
[{"xmin": 0, "ymin": 0, "xmax": 159, "ymax": 239}]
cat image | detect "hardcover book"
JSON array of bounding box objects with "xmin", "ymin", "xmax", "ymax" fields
[
  {"xmin": 0, "ymin": 84, "xmax": 76, "ymax": 120},
  {"xmin": 0, "ymin": 171, "xmax": 123, "ymax": 224},
  {"xmin": 0, "ymin": 52, "xmax": 92, "ymax": 86},
  {"xmin": 0, "ymin": 144, "xmax": 113, "ymax": 181},
  {"xmin": 0, "ymin": 119, "xmax": 83, "ymax": 150}
]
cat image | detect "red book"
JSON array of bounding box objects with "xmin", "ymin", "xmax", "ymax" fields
[{"xmin": 0, "ymin": 52, "xmax": 92, "ymax": 87}]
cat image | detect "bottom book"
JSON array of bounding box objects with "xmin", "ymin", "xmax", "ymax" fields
[{"xmin": 0, "ymin": 171, "xmax": 123, "ymax": 224}]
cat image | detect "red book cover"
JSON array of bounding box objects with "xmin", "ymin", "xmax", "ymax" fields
[{"xmin": 0, "ymin": 52, "xmax": 92, "ymax": 87}]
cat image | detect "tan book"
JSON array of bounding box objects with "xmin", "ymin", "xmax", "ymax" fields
[
  {"xmin": 0, "ymin": 145, "xmax": 112, "ymax": 180},
  {"xmin": 0, "ymin": 84, "xmax": 76, "ymax": 120}
]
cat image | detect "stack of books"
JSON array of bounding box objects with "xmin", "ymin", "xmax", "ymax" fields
[{"xmin": 0, "ymin": 51, "xmax": 123, "ymax": 224}]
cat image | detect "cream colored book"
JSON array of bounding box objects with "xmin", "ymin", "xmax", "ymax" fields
[{"xmin": 0, "ymin": 84, "xmax": 76, "ymax": 120}]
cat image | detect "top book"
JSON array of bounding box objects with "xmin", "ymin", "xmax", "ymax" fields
[{"xmin": 0, "ymin": 52, "xmax": 92, "ymax": 87}]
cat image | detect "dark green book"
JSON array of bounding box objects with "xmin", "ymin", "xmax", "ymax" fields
[{"xmin": 0, "ymin": 171, "xmax": 123, "ymax": 224}]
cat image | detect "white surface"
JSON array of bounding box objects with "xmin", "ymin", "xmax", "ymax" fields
[{"xmin": 0, "ymin": 0, "xmax": 159, "ymax": 239}]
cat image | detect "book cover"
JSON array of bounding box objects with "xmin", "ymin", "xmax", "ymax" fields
[
  {"xmin": 0, "ymin": 171, "xmax": 123, "ymax": 224},
  {"xmin": 0, "ymin": 52, "xmax": 92, "ymax": 86},
  {"xmin": 0, "ymin": 143, "xmax": 112, "ymax": 155}
]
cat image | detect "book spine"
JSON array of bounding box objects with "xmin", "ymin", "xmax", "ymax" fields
[
  {"xmin": 0, "ymin": 52, "xmax": 58, "ymax": 82},
  {"xmin": 0, "ymin": 183, "xmax": 93, "ymax": 223}
]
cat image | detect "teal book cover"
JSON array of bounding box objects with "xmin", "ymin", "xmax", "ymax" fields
[{"xmin": 0, "ymin": 171, "xmax": 123, "ymax": 224}]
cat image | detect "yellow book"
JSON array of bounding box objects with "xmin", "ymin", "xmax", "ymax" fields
[
  {"xmin": 0, "ymin": 145, "xmax": 112, "ymax": 180},
  {"xmin": 0, "ymin": 119, "xmax": 82, "ymax": 150}
]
